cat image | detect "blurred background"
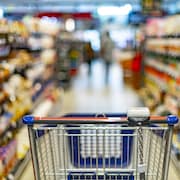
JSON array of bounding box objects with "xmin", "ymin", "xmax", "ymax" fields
[{"xmin": 0, "ymin": 0, "xmax": 180, "ymax": 179}]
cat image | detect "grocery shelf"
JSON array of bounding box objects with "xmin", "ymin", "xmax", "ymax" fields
[
  {"xmin": 146, "ymin": 74, "xmax": 167, "ymax": 90},
  {"xmin": 145, "ymin": 59, "xmax": 180, "ymax": 79},
  {"xmin": 0, "ymin": 17, "xmax": 60, "ymax": 179},
  {"xmin": 146, "ymin": 50, "xmax": 180, "ymax": 60},
  {"xmin": 11, "ymin": 46, "xmax": 29, "ymax": 51},
  {"xmin": 143, "ymin": 25, "xmax": 180, "ymax": 118},
  {"xmin": 4, "ymin": 91, "xmax": 58, "ymax": 179},
  {"xmin": 0, "ymin": 80, "xmax": 51, "ymax": 145},
  {"xmin": 146, "ymin": 34, "xmax": 180, "ymax": 39},
  {"xmin": 11, "ymin": 45, "xmax": 43, "ymax": 53},
  {"xmin": 0, "ymin": 91, "xmax": 9, "ymax": 104}
]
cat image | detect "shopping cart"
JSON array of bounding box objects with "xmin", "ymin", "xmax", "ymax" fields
[{"xmin": 23, "ymin": 108, "xmax": 178, "ymax": 180}]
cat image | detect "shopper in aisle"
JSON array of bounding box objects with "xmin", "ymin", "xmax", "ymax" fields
[
  {"xmin": 100, "ymin": 31, "xmax": 114, "ymax": 84},
  {"xmin": 84, "ymin": 42, "xmax": 94, "ymax": 76}
]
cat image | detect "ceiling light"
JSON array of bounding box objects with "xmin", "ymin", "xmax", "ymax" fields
[
  {"xmin": 65, "ymin": 18, "xmax": 75, "ymax": 32},
  {"xmin": 97, "ymin": 4, "xmax": 132, "ymax": 16}
]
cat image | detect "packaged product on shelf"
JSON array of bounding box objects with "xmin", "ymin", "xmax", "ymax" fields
[
  {"xmin": 0, "ymin": 112, "xmax": 12, "ymax": 135},
  {"xmin": 23, "ymin": 16, "xmax": 39, "ymax": 33},
  {"xmin": 0, "ymin": 90, "xmax": 9, "ymax": 104},
  {"xmin": 26, "ymin": 62, "xmax": 45, "ymax": 82},
  {"xmin": 14, "ymin": 50, "xmax": 33, "ymax": 65},
  {"xmin": 41, "ymin": 35, "xmax": 55, "ymax": 49},
  {"xmin": 164, "ymin": 94, "xmax": 179, "ymax": 115},
  {"xmin": 164, "ymin": 15, "xmax": 180, "ymax": 35},
  {"xmin": 8, "ymin": 51, "xmax": 33, "ymax": 75},
  {"xmin": 40, "ymin": 49, "xmax": 56, "ymax": 65},
  {"xmin": 0, "ymin": 19, "xmax": 9, "ymax": 33},
  {"xmin": 3, "ymin": 75, "xmax": 33, "ymax": 123},
  {"xmin": 9, "ymin": 21, "xmax": 29, "ymax": 38},
  {"xmin": 39, "ymin": 17, "xmax": 60, "ymax": 36},
  {"xmin": 168, "ymin": 38, "xmax": 180, "ymax": 56},
  {"xmin": 0, "ymin": 33, "xmax": 11, "ymax": 58},
  {"xmin": 9, "ymin": 21, "xmax": 29, "ymax": 50},
  {"xmin": 28, "ymin": 35, "xmax": 42, "ymax": 50},
  {"xmin": 28, "ymin": 31, "xmax": 56, "ymax": 51},
  {"xmin": 16, "ymin": 127, "xmax": 30, "ymax": 160},
  {"xmin": 0, "ymin": 140, "xmax": 17, "ymax": 178},
  {"xmin": 0, "ymin": 65, "xmax": 11, "ymax": 82}
]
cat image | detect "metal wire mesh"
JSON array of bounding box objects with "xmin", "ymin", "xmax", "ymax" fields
[{"xmin": 29, "ymin": 125, "xmax": 171, "ymax": 180}]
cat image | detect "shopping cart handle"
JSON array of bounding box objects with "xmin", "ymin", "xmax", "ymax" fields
[
  {"xmin": 22, "ymin": 114, "xmax": 179, "ymax": 125},
  {"xmin": 23, "ymin": 115, "xmax": 34, "ymax": 125}
]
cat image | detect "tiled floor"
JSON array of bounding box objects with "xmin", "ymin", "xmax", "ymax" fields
[{"xmin": 20, "ymin": 60, "xmax": 179, "ymax": 179}]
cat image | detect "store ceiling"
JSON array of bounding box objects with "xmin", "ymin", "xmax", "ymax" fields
[
  {"xmin": 0, "ymin": 0, "xmax": 140, "ymax": 5},
  {"xmin": 0, "ymin": 0, "xmax": 177, "ymax": 5},
  {"xmin": 0, "ymin": 0, "xmax": 140, "ymax": 12},
  {"xmin": 0, "ymin": 0, "xmax": 179, "ymax": 12}
]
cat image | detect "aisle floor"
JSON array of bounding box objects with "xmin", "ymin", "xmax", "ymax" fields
[{"xmin": 20, "ymin": 60, "xmax": 179, "ymax": 179}]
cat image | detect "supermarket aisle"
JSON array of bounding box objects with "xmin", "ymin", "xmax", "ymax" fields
[
  {"xmin": 60, "ymin": 60, "xmax": 141, "ymax": 114},
  {"xmin": 20, "ymin": 60, "xmax": 179, "ymax": 179}
]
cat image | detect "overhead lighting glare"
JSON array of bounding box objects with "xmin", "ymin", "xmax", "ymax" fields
[
  {"xmin": 65, "ymin": 18, "xmax": 75, "ymax": 32},
  {"xmin": 97, "ymin": 4, "xmax": 132, "ymax": 16},
  {"xmin": 41, "ymin": 16, "xmax": 58, "ymax": 23}
]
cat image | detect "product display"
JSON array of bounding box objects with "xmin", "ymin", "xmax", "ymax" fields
[
  {"xmin": 0, "ymin": 33, "xmax": 11, "ymax": 58},
  {"xmin": 139, "ymin": 15, "xmax": 180, "ymax": 171},
  {"xmin": 141, "ymin": 16, "xmax": 180, "ymax": 115},
  {"xmin": 0, "ymin": 17, "xmax": 61, "ymax": 179},
  {"xmin": 0, "ymin": 140, "xmax": 17, "ymax": 178},
  {"xmin": 56, "ymin": 35, "xmax": 86, "ymax": 87}
]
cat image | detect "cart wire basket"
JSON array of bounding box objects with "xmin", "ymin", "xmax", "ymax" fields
[{"xmin": 23, "ymin": 107, "xmax": 178, "ymax": 180}]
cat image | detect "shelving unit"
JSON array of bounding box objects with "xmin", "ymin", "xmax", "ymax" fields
[
  {"xmin": 0, "ymin": 18, "xmax": 61, "ymax": 178},
  {"xmin": 139, "ymin": 15, "xmax": 180, "ymax": 171},
  {"xmin": 6, "ymin": 85, "xmax": 61, "ymax": 180},
  {"xmin": 56, "ymin": 36, "xmax": 86, "ymax": 88},
  {"xmin": 140, "ymin": 35, "xmax": 180, "ymax": 115}
]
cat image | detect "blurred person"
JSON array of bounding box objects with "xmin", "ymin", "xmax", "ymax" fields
[
  {"xmin": 100, "ymin": 31, "xmax": 114, "ymax": 83},
  {"xmin": 84, "ymin": 42, "xmax": 94, "ymax": 76}
]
